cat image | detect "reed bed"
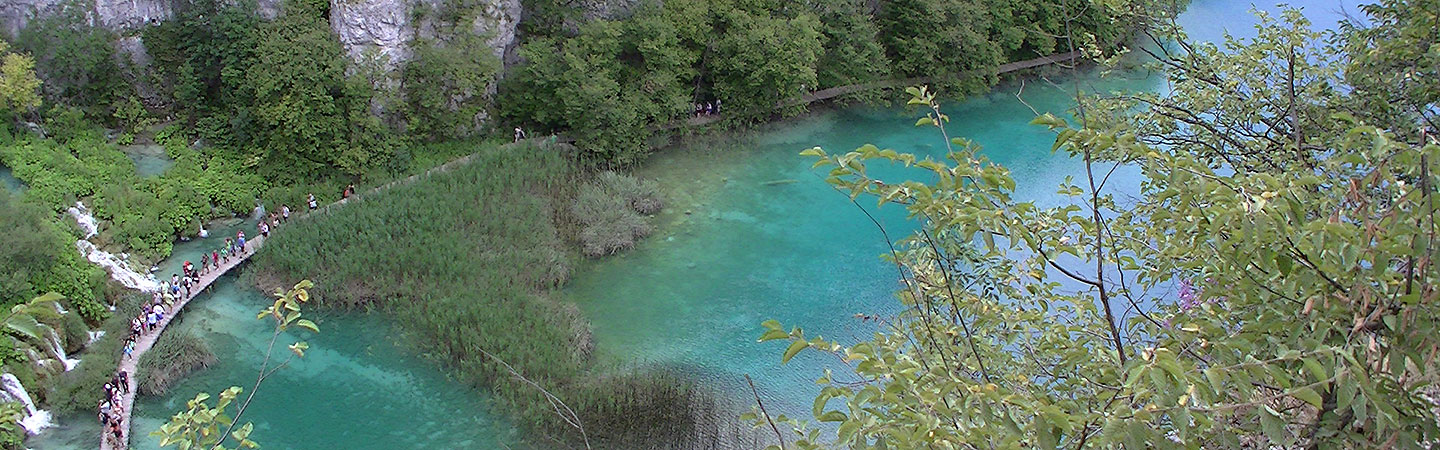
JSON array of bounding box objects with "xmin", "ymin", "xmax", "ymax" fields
[
  {"xmin": 136, "ymin": 330, "xmax": 216, "ymax": 396},
  {"xmin": 253, "ymin": 142, "xmax": 746, "ymax": 448}
]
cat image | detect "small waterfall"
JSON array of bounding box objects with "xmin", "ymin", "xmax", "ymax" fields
[
  {"xmin": 68, "ymin": 201, "xmax": 160, "ymax": 293},
  {"xmin": 46, "ymin": 329, "xmax": 79, "ymax": 372},
  {"xmin": 88, "ymin": 330, "xmax": 106, "ymax": 345},
  {"xmin": 0, "ymin": 373, "xmax": 53, "ymax": 435},
  {"xmin": 65, "ymin": 202, "xmax": 98, "ymax": 239}
]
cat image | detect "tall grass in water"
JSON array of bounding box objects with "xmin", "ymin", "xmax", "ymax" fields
[
  {"xmin": 253, "ymin": 142, "xmax": 747, "ymax": 448},
  {"xmin": 136, "ymin": 330, "xmax": 216, "ymax": 396}
]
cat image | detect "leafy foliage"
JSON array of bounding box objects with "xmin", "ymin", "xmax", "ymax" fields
[
  {"xmin": 0, "ymin": 40, "xmax": 42, "ymax": 119},
  {"xmin": 0, "ymin": 193, "xmax": 105, "ymax": 320},
  {"xmin": 402, "ymin": 2, "xmax": 502, "ymax": 141},
  {"xmin": 760, "ymin": 4, "xmax": 1440, "ymax": 448},
  {"xmin": 12, "ymin": 6, "xmax": 124, "ymax": 122},
  {"xmin": 502, "ymin": 0, "xmax": 1127, "ymax": 165},
  {"xmin": 2, "ymin": 293, "xmax": 76, "ymax": 375},
  {"xmin": 153, "ymin": 280, "xmax": 319, "ymax": 450}
]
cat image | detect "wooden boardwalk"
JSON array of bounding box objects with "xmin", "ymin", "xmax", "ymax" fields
[
  {"xmin": 97, "ymin": 137, "xmax": 529, "ymax": 450},
  {"xmin": 101, "ymin": 234, "xmax": 265, "ymax": 450}
]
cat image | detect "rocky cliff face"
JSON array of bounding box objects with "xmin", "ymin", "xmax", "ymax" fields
[
  {"xmin": 2, "ymin": 0, "xmax": 520, "ymax": 74},
  {"xmin": 330, "ymin": 0, "xmax": 521, "ymax": 71}
]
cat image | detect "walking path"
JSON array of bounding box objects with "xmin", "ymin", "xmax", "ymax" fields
[
  {"xmin": 97, "ymin": 136, "xmax": 521, "ymax": 450},
  {"xmin": 667, "ymin": 50, "xmax": 1083, "ymax": 131},
  {"xmin": 101, "ymin": 235, "xmax": 264, "ymax": 450}
]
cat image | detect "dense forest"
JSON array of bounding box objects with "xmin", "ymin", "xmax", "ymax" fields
[{"xmin": 0, "ymin": 0, "xmax": 1436, "ymax": 447}]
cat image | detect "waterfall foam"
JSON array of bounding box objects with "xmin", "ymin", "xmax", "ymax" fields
[
  {"xmin": 0, "ymin": 373, "xmax": 53, "ymax": 435},
  {"xmin": 45, "ymin": 329, "xmax": 79, "ymax": 372},
  {"xmin": 65, "ymin": 202, "xmax": 98, "ymax": 239},
  {"xmin": 67, "ymin": 201, "xmax": 161, "ymax": 293}
]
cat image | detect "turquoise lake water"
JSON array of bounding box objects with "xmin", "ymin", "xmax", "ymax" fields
[
  {"xmin": 30, "ymin": 0, "xmax": 1347, "ymax": 447},
  {"xmin": 567, "ymin": 0, "xmax": 1346, "ymax": 431}
]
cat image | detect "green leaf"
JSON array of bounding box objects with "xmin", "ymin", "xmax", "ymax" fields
[
  {"xmin": 1275, "ymin": 253, "xmax": 1293, "ymax": 276},
  {"xmin": 758, "ymin": 329, "xmax": 788, "ymax": 342},
  {"xmin": 1292, "ymin": 386, "xmax": 1324, "ymax": 408},
  {"xmin": 817, "ymin": 410, "xmax": 848, "ymax": 422},
  {"xmin": 295, "ymin": 319, "xmax": 320, "ymax": 333},
  {"xmin": 781, "ymin": 339, "xmax": 808, "ymax": 364}
]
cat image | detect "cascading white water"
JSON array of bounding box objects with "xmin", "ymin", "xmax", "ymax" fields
[
  {"xmin": 65, "ymin": 202, "xmax": 98, "ymax": 239},
  {"xmin": 67, "ymin": 201, "xmax": 160, "ymax": 293},
  {"xmin": 0, "ymin": 373, "xmax": 52, "ymax": 435},
  {"xmin": 45, "ymin": 329, "xmax": 79, "ymax": 372},
  {"xmin": 87, "ymin": 330, "xmax": 105, "ymax": 345}
]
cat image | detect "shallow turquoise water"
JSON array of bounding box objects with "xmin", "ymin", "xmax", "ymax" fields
[
  {"xmin": 1, "ymin": 165, "xmax": 23, "ymax": 192},
  {"xmin": 30, "ymin": 1, "xmax": 1350, "ymax": 447},
  {"xmin": 564, "ymin": 70, "xmax": 1162, "ymax": 417},
  {"xmin": 31, "ymin": 220, "xmax": 517, "ymax": 449}
]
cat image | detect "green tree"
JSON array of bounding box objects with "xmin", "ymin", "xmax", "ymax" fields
[
  {"xmin": 0, "ymin": 193, "xmax": 105, "ymax": 319},
  {"xmin": 0, "ymin": 40, "xmax": 42, "ymax": 119},
  {"xmin": 153, "ymin": 280, "xmax": 320, "ymax": 450},
  {"xmin": 13, "ymin": 6, "xmax": 121, "ymax": 121},
  {"xmin": 402, "ymin": 3, "xmax": 502, "ymax": 141},
  {"xmin": 710, "ymin": 8, "xmax": 822, "ymax": 120},
  {"xmin": 760, "ymin": 4, "xmax": 1439, "ymax": 448}
]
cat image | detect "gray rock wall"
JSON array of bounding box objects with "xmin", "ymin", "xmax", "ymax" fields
[
  {"xmin": 1, "ymin": 0, "xmax": 68, "ymax": 38},
  {"xmin": 330, "ymin": 0, "xmax": 520, "ymax": 72},
  {"xmin": 4, "ymin": 0, "xmax": 520, "ymax": 75}
]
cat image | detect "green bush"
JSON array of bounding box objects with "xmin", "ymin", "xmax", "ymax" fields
[
  {"xmin": 0, "ymin": 193, "xmax": 105, "ymax": 318},
  {"xmin": 60, "ymin": 310, "xmax": 89, "ymax": 355},
  {"xmin": 570, "ymin": 171, "xmax": 661, "ymax": 257},
  {"xmin": 137, "ymin": 330, "xmax": 216, "ymax": 396},
  {"xmin": 47, "ymin": 294, "xmax": 140, "ymax": 414}
]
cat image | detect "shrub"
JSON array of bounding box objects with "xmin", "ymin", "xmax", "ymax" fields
[
  {"xmin": 47, "ymin": 294, "xmax": 141, "ymax": 414},
  {"xmin": 137, "ymin": 330, "xmax": 216, "ymax": 396},
  {"xmin": 60, "ymin": 311, "xmax": 89, "ymax": 355},
  {"xmin": 570, "ymin": 171, "xmax": 661, "ymax": 257}
]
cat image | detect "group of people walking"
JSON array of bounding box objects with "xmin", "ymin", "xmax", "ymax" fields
[
  {"xmin": 97, "ymin": 371, "xmax": 130, "ymax": 444},
  {"xmin": 96, "ymin": 197, "xmax": 311, "ymax": 447}
]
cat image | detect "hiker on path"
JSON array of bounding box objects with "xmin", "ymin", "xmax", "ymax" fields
[
  {"xmin": 308, "ymin": 193, "xmax": 318, "ymax": 211},
  {"xmin": 282, "ymin": 204, "xmax": 291, "ymax": 222},
  {"xmin": 514, "ymin": 127, "xmax": 526, "ymax": 142}
]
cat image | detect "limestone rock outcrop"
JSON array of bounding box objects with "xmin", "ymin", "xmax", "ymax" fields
[
  {"xmin": 330, "ymin": 0, "xmax": 521, "ymax": 71},
  {"xmin": 3, "ymin": 0, "xmax": 521, "ymax": 74}
]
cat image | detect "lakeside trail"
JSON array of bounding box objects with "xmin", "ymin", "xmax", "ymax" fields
[
  {"xmin": 98, "ymin": 139, "xmax": 536, "ymax": 449},
  {"xmin": 666, "ymin": 50, "xmax": 1083, "ymax": 130},
  {"xmin": 101, "ymin": 234, "xmax": 264, "ymax": 450}
]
